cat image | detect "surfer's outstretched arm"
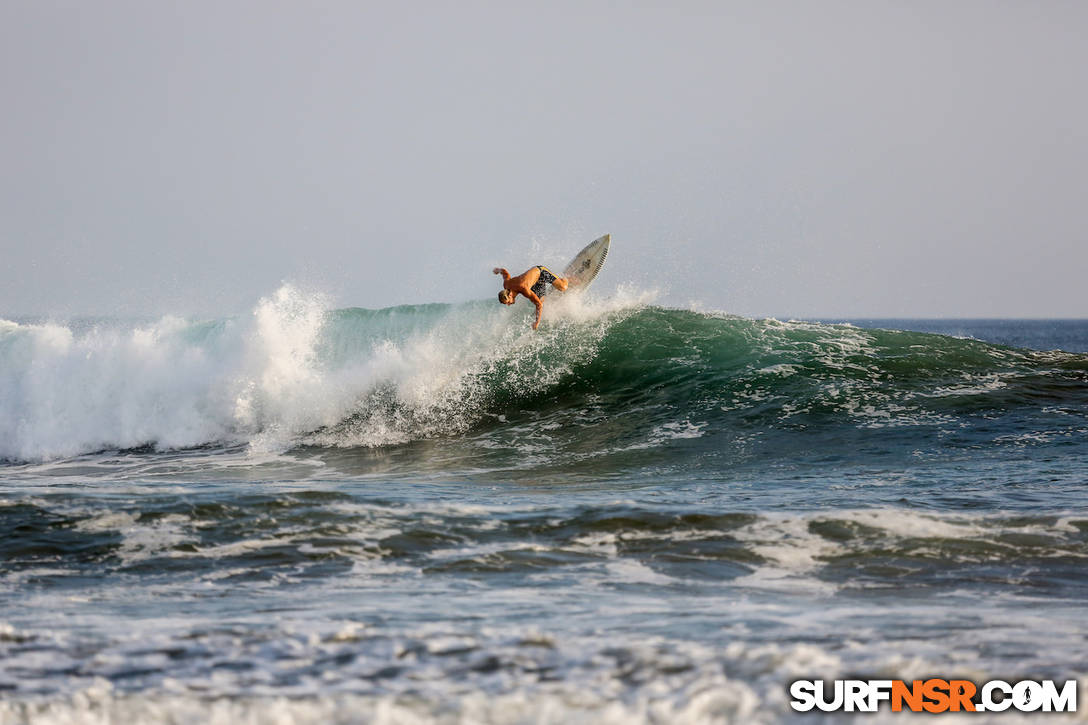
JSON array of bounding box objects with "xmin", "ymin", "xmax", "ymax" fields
[
  {"xmin": 526, "ymin": 291, "xmax": 543, "ymax": 330},
  {"xmin": 493, "ymin": 267, "xmax": 510, "ymax": 281}
]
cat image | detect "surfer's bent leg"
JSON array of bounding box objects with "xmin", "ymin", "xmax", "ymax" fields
[
  {"xmin": 533, "ymin": 266, "xmax": 564, "ymax": 295},
  {"xmin": 537, "ymin": 267, "xmax": 568, "ymax": 291}
]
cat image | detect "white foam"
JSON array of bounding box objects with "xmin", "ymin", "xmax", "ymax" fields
[
  {"xmin": 627, "ymin": 420, "xmax": 708, "ymax": 450},
  {"xmin": 601, "ymin": 559, "xmax": 675, "ymax": 586},
  {"xmin": 925, "ymin": 374, "xmax": 1009, "ymax": 398},
  {"xmin": 12, "ymin": 633, "xmax": 1079, "ymax": 725},
  {"xmin": 3, "ymin": 600, "xmax": 1087, "ymax": 725},
  {"xmin": 74, "ymin": 512, "xmax": 193, "ymax": 564}
]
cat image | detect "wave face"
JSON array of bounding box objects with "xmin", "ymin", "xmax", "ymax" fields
[{"xmin": 2, "ymin": 284, "xmax": 1087, "ymax": 465}]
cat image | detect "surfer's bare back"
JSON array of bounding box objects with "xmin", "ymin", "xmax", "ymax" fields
[{"xmin": 493, "ymin": 266, "xmax": 570, "ymax": 330}]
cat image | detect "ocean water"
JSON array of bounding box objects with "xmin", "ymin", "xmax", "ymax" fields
[{"xmin": 2, "ymin": 286, "xmax": 1087, "ymax": 724}]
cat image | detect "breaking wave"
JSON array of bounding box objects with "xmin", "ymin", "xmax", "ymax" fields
[{"xmin": 2, "ymin": 284, "xmax": 1086, "ymax": 463}]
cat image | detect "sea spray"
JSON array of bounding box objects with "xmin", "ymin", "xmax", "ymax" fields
[{"xmin": 0, "ymin": 315, "xmax": 238, "ymax": 460}]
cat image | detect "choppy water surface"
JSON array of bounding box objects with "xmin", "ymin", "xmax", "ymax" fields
[{"xmin": 2, "ymin": 288, "xmax": 1087, "ymax": 723}]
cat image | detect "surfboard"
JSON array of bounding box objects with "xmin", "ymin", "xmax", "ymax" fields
[{"xmin": 562, "ymin": 234, "xmax": 610, "ymax": 290}]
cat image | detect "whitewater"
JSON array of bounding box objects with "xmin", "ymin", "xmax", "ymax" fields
[
  {"xmin": 0, "ymin": 284, "xmax": 658, "ymax": 461},
  {"xmin": 2, "ymin": 285, "xmax": 1088, "ymax": 723}
]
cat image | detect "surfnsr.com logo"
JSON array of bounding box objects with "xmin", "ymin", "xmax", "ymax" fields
[{"xmin": 789, "ymin": 679, "xmax": 1078, "ymax": 713}]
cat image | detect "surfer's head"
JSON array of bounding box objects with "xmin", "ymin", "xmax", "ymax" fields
[{"xmin": 498, "ymin": 289, "xmax": 514, "ymax": 305}]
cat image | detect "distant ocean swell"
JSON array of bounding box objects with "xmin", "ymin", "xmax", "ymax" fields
[{"xmin": 1, "ymin": 284, "xmax": 1087, "ymax": 463}]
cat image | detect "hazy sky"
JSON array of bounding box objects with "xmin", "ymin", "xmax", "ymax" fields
[{"xmin": 2, "ymin": 1, "xmax": 1085, "ymax": 318}]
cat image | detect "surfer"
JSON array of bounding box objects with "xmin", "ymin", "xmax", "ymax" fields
[{"xmin": 493, "ymin": 265, "xmax": 570, "ymax": 330}]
